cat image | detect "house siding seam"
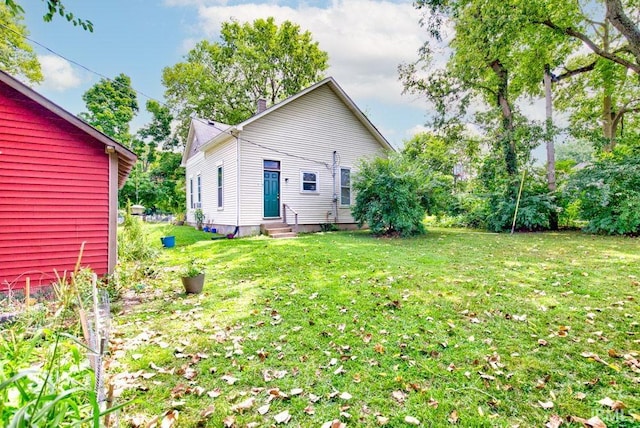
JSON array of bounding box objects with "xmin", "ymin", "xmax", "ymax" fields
[{"xmin": 0, "ymin": 83, "xmax": 110, "ymax": 290}]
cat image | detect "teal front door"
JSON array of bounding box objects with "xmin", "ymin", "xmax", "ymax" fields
[{"xmin": 264, "ymin": 171, "xmax": 280, "ymax": 217}]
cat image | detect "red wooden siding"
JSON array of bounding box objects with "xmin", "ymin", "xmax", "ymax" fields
[{"xmin": 0, "ymin": 82, "xmax": 110, "ymax": 291}]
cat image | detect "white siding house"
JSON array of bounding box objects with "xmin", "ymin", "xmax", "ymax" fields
[{"xmin": 181, "ymin": 77, "xmax": 394, "ymax": 236}]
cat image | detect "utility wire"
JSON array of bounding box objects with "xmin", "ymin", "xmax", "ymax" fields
[{"xmin": 1, "ymin": 20, "xmax": 335, "ymax": 168}]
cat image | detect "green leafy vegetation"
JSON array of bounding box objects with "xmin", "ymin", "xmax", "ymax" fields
[
  {"xmin": 352, "ymin": 155, "xmax": 427, "ymax": 237},
  {"xmin": 0, "ymin": 3, "xmax": 42, "ymax": 83},
  {"xmin": 162, "ymin": 17, "xmax": 329, "ymax": 145},
  {"xmin": 111, "ymin": 224, "xmax": 640, "ymax": 427},
  {"xmin": 565, "ymin": 155, "xmax": 640, "ymax": 235}
]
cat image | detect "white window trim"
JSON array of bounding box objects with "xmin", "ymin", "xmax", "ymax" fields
[
  {"xmin": 300, "ymin": 170, "xmax": 320, "ymax": 194},
  {"xmin": 217, "ymin": 163, "xmax": 224, "ymax": 210},
  {"xmin": 196, "ymin": 173, "xmax": 202, "ymax": 207},
  {"xmin": 340, "ymin": 166, "xmax": 352, "ymax": 207},
  {"xmin": 189, "ymin": 175, "xmax": 194, "ymax": 209}
]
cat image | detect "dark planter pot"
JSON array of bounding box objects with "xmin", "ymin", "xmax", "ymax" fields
[{"xmin": 181, "ymin": 273, "xmax": 205, "ymax": 294}]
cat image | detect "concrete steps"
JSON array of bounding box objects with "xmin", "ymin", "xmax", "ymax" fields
[{"xmin": 261, "ymin": 223, "xmax": 297, "ymax": 239}]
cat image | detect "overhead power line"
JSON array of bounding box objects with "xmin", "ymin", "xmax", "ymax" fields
[{"xmin": 0, "ymin": 21, "xmax": 336, "ymax": 168}]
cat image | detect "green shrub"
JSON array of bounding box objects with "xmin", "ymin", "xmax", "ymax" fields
[
  {"xmin": 486, "ymin": 190, "xmax": 559, "ymax": 232},
  {"xmin": 118, "ymin": 205, "xmax": 157, "ymax": 262},
  {"xmin": 481, "ymin": 170, "xmax": 560, "ymax": 232},
  {"xmin": 352, "ymin": 155, "xmax": 427, "ymax": 237},
  {"xmin": 565, "ymin": 155, "xmax": 640, "ymax": 235}
]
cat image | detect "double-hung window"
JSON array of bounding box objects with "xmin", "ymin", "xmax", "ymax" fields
[
  {"xmin": 189, "ymin": 176, "xmax": 194, "ymax": 208},
  {"xmin": 196, "ymin": 174, "xmax": 202, "ymax": 208},
  {"xmin": 300, "ymin": 171, "xmax": 319, "ymax": 193},
  {"xmin": 217, "ymin": 165, "xmax": 223, "ymax": 209},
  {"xmin": 340, "ymin": 167, "xmax": 351, "ymax": 206}
]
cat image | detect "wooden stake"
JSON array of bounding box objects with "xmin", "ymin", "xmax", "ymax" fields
[
  {"xmin": 25, "ymin": 277, "xmax": 30, "ymax": 308},
  {"xmin": 511, "ymin": 169, "xmax": 527, "ymax": 234}
]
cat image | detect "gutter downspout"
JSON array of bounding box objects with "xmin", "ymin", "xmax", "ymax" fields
[
  {"xmin": 332, "ymin": 151, "xmax": 338, "ymax": 223},
  {"xmin": 235, "ymin": 129, "xmax": 241, "ymax": 235}
]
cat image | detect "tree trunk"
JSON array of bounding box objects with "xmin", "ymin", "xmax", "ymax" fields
[
  {"xmin": 544, "ymin": 65, "xmax": 558, "ymax": 230},
  {"xmin": 544, "ymin": 65, "xmax": 556, "ymax": 191},
  {"xmin": 490, "ymin": 59, "xmax": 517, "ymax": 177},
  {"xmin": 606, "ymin": 0, "xmax": 640, "ymax": 67},
  {"xmin": 602, "ymin": 93, "xmax": 616, "ymax": 152}
]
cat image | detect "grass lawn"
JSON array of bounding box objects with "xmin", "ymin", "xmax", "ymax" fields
[{"xmin": 112, "ymin": 224, "xmax": 640, "ymax": 427}]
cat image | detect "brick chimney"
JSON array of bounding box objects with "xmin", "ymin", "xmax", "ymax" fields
[{"xmin": 257, "ymin": 98, "xmax": 267, "ymax": 114}]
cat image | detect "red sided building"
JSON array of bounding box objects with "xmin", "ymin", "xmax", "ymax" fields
[{"xmin": 0, "ymin": 70, "xmax": 137, "ymax": 291}]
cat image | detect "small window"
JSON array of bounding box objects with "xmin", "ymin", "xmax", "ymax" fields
[
  {"xmin": 217, "ymin": 166, "xmax": 223, "ymax": 209},
  {"xmin": 189, "ymin": 177, "xmax": 194, "ymax": 209},
  {"xmin": 340, "ymin": 167, "xmax": 351, "ymax": 206},
  {"xmin": 264, "ymin": 160, "xmax": 280, "ymax": 170},
  {"xmin": 197, "ymin": 174, "xmax": 202, "ymax": 207},
  {"xmin": 301, "ymin": 171, "xmax": 319, "ymax": 193}
]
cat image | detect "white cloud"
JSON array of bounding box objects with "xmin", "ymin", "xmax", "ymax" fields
[
  {"xmin": 37, "ymin": 55, "xmax": 83, "ymax": 91},
  {"xmin": 179, "ymin": 0, "xmax": 426, "ymax": 106},
  {"xmin": 406, "ymin": 124, "xmax": 430, "ymax": 138}
]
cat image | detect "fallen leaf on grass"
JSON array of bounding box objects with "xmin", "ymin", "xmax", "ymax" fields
[
  {"xmin": 374, "ymin": 343, "xmax": 385, "ymax": 354},
  {"xmin": 545, "ymin": 414, "xmax": 562, "ymax": 428},
  {"xmin": 598, "ymin": 396, "xmax": 625, "ymax": 410},
  {"xmin": 257, "ymin": 404, "xmax": 270, "ymax": 415},
  {"xmin": 223, "ymin": 415, "xmax": 236, "ymax": 427},
  {"xmin": 428, "ymin": 397, "xmax": 438, "ymax": 408},
  {"xmin": 392, "ymin": 390, "xmax": 407, "ymax": 403},
  {"xmin": 231, "ymin": 397, "xmax": 255, "ymax": 413},
  {"xmin": 200, "ymin": 405, "xmax": 215, "ymax": 418},
  {"xmin": 303, "ymin": 405, "xmax": 315, "ymax": 415},
  {"xmin": 221, "ymin": 374, "xmax": 239, "ymax": 385},
  {"xmin": 274, "ymin": 410, "xmax": 292, "ymax": 424},
  {"xmin": 160, "ymin": 410, "xmax": 178, "ymax": 428},
  {"xmin": 340, "ymin": 391, "xmax": 352, "ymax": 400},
  {"xmin": 539, "ymin": 401, "xmax": 554, "ymax": 410},
  {"xmin": 448, "ymin": 410, "xmax": 459, "ymax": 424},
  {"xmin": 321, "ymin": 420, "xmax": 346, "ymax": 428},
  {"xmin": 377, "ymin": 415, "xmax": 389, "ymax": 425},
  {"xmin": 580, "ymin": 352, "xmax": 620, "ymax": 372},
  {"xmin": 334, "ymin": 365, "xmax": 346, "ymax": 375},
  {"xmin": 404, "ymin": 415, "xmax": 421, "ymax": 425},
  {"xmin": 207, "ymin": 388, "xmax": 221, "ymax": 398},
  {"xmin": 567, "ymin": 415, "xmax": 606, "ymax": 428}
]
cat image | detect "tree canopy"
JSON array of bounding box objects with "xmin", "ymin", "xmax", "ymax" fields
[
  {"xmin": 0, "ymin": 3, "xmax": 42, "ymax": 83},
  {"xmin": 162, "ymin": 17, "xmax": 329, "ymax": 147},
  {"xmin": 79, "ymin": 73, "xmax": 139, "ymax": 147}
]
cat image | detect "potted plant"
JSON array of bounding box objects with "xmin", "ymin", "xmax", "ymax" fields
[
  {"xmin": 180, "ymin": 258, "xmax": 205, "ymax": 294},
  {"xmin": 194, "ymin": 209, "xmax": 205, "ymax": 230}
]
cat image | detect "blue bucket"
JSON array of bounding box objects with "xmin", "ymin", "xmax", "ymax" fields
[{"xmin": 160, "ymin": 236, "xmax": 175, "ymax": 248}]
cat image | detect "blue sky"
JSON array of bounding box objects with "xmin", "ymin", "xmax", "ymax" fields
[{"xmin": 22, "ymin": 0, "xmax": 432, "ymax": 149}]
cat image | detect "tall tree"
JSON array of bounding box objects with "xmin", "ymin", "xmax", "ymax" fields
[
  {"xmin": 79, "ymin": 73, "xmax": 138, "ymax": 147},
  {"xmin": 403, "ymin": 0, "xmax": 571, "ymax": 180},
  {"xmin": 163, "ymin": 17, "xmax": 329, "ymax": 147},
  {"xmin": 0, "ymin": 3, "xmax": 42, "ymax": 82}
]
